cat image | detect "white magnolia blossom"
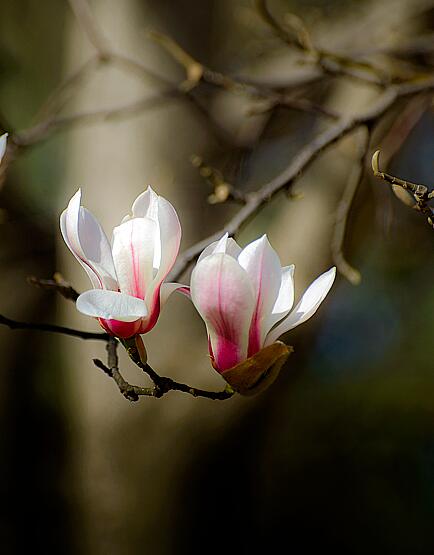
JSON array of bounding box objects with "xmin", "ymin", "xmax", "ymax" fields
[
  {"xmin": 190, "ymin": 233, "xmax": 336, "ymax": 372},
  {"xmin": 60, "ymin": 187, "xmax": 183, "ymax": 338}
]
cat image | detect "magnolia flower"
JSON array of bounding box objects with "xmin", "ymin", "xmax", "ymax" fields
[
  {"xmin": 60, "ymin": 187, "xmax": 183, "ymax": 338},
  {"xmin": 0, "ymin": 133, "xmax": 7, "ymax": 164},
  {"xmin": 190, "ymin": 233, "xmax": 336, "ymax": 390}
]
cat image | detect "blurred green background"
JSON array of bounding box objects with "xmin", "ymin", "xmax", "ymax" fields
[{"xmin": 0, "ymin": 0, "xmax": 433, "ymax": 553}]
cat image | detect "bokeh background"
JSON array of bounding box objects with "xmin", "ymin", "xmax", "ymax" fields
[{"xmin": 0, "ymin": 0, "xmax": 434, "ymax": 553}]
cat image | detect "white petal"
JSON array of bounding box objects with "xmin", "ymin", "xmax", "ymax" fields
[
  {"xmin": 130, "ymin": 187, "xmax": 161, "ymax": 268},
  {"xmin": 0, "ymin": 133, "xmax": 8, "ymax": 164},
  {"xmin": 131, "ymin": 187, "xmax": 181, "ymax": 286},
  {"xmin": 190, "ymin": 253, "xmax": 255, "ymax": 371},
  {"xmin": 237, "ymin": 235, "xmax": 282, "ymax": 350},
  {"xmin": 112, "ymin": 217, "xmax": 157, "ymax": 299},
  {"xmin": 151, "ymin": 194, "xmax": 181, "ymax": 286},
  {"xmin": 60, "ymin": 190, "xmax": 117, "ymax": 290},
  {"xmin": 265, "ymin": 267, "xmax": 336, "ymax": 345},
  {"xmin": 266, "ymin": 265, "xmax": 295, "ymax": 331},
  {"xmin": 131, "ymin": 186, "xmax": 159, "ymax": 220},
  {"xmin": 76, "ymin": 290, "xmax": 148, "ymax": 322},
  {"xmin": 197, "ymin": 233, "xmax": 242, "ymax": 263}
]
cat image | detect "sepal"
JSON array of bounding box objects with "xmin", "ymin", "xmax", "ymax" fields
[{"xmin": 220, "ymin": 341, "xmax": 293, "ymax": 396}]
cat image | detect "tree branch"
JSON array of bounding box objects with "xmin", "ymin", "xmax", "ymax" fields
[
  {"xmin": 0, "ymin": 313, "xmax": 108, "ymax": 341},
  {"xmin": 169, "ymin": 82, "xmax": 434, "ymax": 281},
  {"xmin": 94, "ymin": 337, "xmax": 235, "ymax": 402},
  {"xmin": 255, "ymin": 0, "xmax": 395, "ymax": 86},
  {"xmin": 27, "ymin": 273, "xmax": 80, "ymax": 302}
]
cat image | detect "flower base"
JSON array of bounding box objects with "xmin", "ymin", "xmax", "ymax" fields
[{"xmin": 220, "ymin": 341, "xmax": 293, "ymax": 396}]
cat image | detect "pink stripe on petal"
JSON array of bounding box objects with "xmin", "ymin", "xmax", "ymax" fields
[
  {"xmin": 214, "ymin": 337, "xmax": 244, "ymax": 373},
  {"xmin": 112, "ymin": 217, "xmax": 157, "ymax": 299},
  {"xmin": 191, "ymin": 253, "xmax": 255, "ymax": 372},
  {"xmin": 238, "ymin": 235, "xmax": 282, "ymax": 354}
]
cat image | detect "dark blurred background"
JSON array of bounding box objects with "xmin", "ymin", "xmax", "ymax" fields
[{"xmin": 0, "ymin": 0, "xmax": 434, "ymax": 553}]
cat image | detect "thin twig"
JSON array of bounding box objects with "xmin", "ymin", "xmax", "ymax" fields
[
  {"xmin": 190, "ymin": 155, "xmax": 247, "ymax": 205},
  {"xmin": 67, "ymin": 0, "xmax": 111, "ymax": 59},
  {"xmin": 32, "ymin": 56, "xmax": 101, "ymax": 123},
  {"xmin": 249, "ymin": 95, "xmax": 340, "ymax": 120},
  {"xmin": 371, "ymin": 150, "xmax": 434, "ymax": 228},
  {"xmin": 0, "ymin": 313, "xmax": 108, "ymax": 341},
  {"xmin": 27, "ymin": 273, "xmax": 80, "ymax": 302},
  {"xmin": 255, "ymin": 0, "xmax": 394, "ymax": 86},
  {"xmin": 150, "ymin": 28, "xmax": 345, "ymax": 120},
  {"xmin": 13, "ymin": 93, "xmax": 182, "ymax": 147}
]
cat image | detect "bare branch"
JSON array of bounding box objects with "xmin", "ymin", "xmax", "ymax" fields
[
  {"xmin": 169, "ymin": 79, "xmax": 434, "ymax": 281},
  {"xmin": 13, "ymin": 93, "xmax": 182, "ymax": 147},
  {"xmin": 32, "ymin": 56, "xmax": 101, "ymax": 123},
  {"xmin": 0, "ymin": 313, "xmax": 108, "ymax": 341},
  {"xmin": 331, "ymin": 128, "xmax": 370, "ymax": 285},
  {"xmin": 149, "ymin": 29, "xmax": 345, "ymax": 120},
  {"xmin": 255, "ymin": 0, "xmax": 394, "ymax": 86},
  {"xmin": 94, "ymin": 337, "xmax": 235, "ymax": 401},
  {"xmin": 27, "ymin": 273, "xmax": 80, "ymax": 302}
]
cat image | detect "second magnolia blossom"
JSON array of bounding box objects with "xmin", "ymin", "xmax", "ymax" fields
[
  {"xmin": 190, "ymin": 234, "xmax": 336, "ymax": 373},
  {"xmin": 60, "ymin": 187, "xmax": 183, "ymax": 338}
]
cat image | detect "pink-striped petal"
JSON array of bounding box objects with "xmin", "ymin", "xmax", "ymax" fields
[
  {"xmin": 190, "ymin": 253, "xmax": 255, "ymax": 372},
  {"xmin": 112, "ymin": 217, "xmax": 157, "ymax": 299},
  {"xmin": 60, "ymin": 189, "xmax": 117, "ymax": 290},
  {"xmin": 139, "ymin": 281, "xmax": 188, "ymax": 334},
  {"xmin": 265, "ymin": 267, "xmax": 336, "ymax": 345},
  {"xmin": 237, "ymin": 235, "xmax": 282, "ymax": 355},
  {"xmin": 76, "ymin": 289, "xmax": 148, "ymax": 321}
]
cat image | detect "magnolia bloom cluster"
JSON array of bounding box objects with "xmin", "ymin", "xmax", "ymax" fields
[{"xmin": 60, "ymin": 185, "xmax": 335, "ymax": 393}]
